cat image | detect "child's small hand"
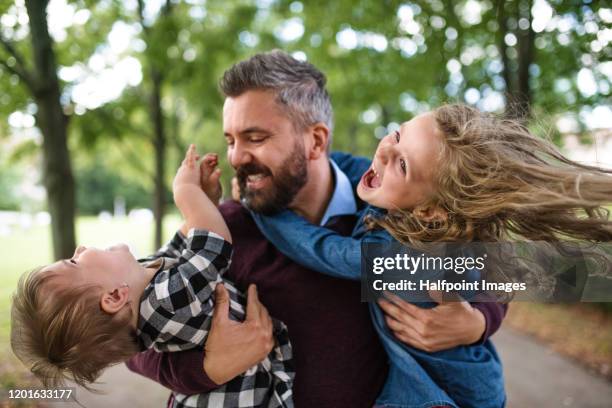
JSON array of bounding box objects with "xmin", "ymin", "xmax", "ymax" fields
[
  {"xmin": 231, "ymin": 177, "xmax": 241, "ymax": 202},
  {"xmin": 173, "ymin": 144, "xmax": 201, "ymax": 195},
  {"xmin": 200, "ymin": 153, "xmax": 223, "ymax": 206}
]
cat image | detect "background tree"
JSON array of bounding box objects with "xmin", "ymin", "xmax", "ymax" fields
[
  {"xmin": 269, "ymin": 0, "xmax": 609, "ymax": 138},
  {"xmin": 136, "ymin": 0, "xmax": 175, "ymax": 249},
  {"xmin": 0, "ymin": 0, "xmax": 75, "ymax": 259},
  {"xmin": 1, "ymin": 0, "xmax": 609, "ymax": 255}
]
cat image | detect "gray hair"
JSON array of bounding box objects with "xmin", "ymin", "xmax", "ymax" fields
[{"xmin": 219, "ymin": 50, "xmax": 334, "ymax": 142}]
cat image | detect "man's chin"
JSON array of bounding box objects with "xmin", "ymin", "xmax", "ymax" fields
[{"xmin": 242, "ymin": 192, "xmax": 285, "ymax": 215}]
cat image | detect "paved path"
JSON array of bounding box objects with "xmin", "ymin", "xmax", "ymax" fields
[
  {"xmin": 52, "ymin": 327, "xmax": 612, "ymax": 408},
  {"xmin": 494, "ymin": 327, "xmax": 612, "ymax": 408},
  {"xmin": 56, "ymin": 364, "xmax": 169, "ymax": 407}
]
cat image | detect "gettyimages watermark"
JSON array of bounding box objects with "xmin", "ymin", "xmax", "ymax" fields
[{"xmin": 360, "ymin": 241, "xmax": 612, "ymax": 303}]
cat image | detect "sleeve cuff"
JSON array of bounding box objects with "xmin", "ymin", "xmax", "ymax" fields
[
  {"xmin": 200, "ymin": 368, "xmax": 221, "ymax": 389},
  {"xmin": 471, "ymin": 302, "xmax": 509, "ymax": 345},
  {"xmin": 186, "ymin": 227, "xmax": 232, "ymax": 254},
  {"xmin": 125, "ymin": 350, "xmax": 223, "ymax": 395}
]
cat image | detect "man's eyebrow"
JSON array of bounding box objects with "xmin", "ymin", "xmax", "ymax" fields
[
  {"xmin": 239, "ymin": 127, "xmax": 272, "ymax": 136},
  {"xmin": 224, "ymin": 127, "xmax": 273, "ymax": 138}
]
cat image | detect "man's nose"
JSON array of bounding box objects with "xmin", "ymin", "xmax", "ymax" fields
[{"xmin": 228, "ymin": 140, "xmax": 252, "ymax": 169}]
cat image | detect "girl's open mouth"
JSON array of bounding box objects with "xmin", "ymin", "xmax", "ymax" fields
[{"xmin": 361, "ymin": 166, "xmax": 382, "ymax": 189}]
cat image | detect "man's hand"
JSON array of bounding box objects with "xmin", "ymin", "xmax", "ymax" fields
[
  {"xmin": 203, "ymin": 284, "xmax": 274, "ymax": 385},
  {"xmin": 378, "ymin": 292, "xmax": 485, "ymax": 352},
  {"xmin": 200, "ymin": 153, "xmax": 223, "ymax": 206}
]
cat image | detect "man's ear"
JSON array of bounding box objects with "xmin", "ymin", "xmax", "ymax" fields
[
  {"xmin": 412, "ymin": 204, "xmax": 448, "ymax": 223},
  {"xmin": 100, "ymin": 286, "xmax": 130, "ymax": 315},
  {"xmin": 307, "ymin": 123, "xmax": 330, "ymax": 160}
]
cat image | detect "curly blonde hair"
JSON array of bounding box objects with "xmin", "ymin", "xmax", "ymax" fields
[{"xmin": 369, "ymin": 104, "xmax": 612, "ymax": 244}]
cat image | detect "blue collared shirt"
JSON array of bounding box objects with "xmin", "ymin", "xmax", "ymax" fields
[{"xmin": 319, "ymin": 159, "xmax": 358, "ymax": 226}]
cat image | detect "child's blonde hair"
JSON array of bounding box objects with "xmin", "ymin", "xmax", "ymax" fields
[
  {"xmin": 10, "ymin": 267, "xmax": 140, "ymax": 389},
  {"xmin": 369, "ymin": 103, "xmax": 612, "ymax": 244}
]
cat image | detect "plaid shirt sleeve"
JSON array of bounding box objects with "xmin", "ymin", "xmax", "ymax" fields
[{"xmin": 138, "ymin": 228, "xmax": 233, "ymax": 352}]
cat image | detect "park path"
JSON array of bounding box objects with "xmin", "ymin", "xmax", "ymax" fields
[
  {"xmin": 52, "ymin": 327, "xmax": 612, "ymax": 408},
  {"xmin": 494, "ymin": 327, "xmax": 612, "ymax": 407}
]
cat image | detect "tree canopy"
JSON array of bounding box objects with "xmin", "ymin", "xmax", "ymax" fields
[{"xmin": 1, "ymin": 0, "xmax": 610, "ymax": 254}]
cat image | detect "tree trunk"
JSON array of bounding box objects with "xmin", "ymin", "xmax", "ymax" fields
[
  {"xmin": 25, "ymin": 0, "xmax": 76, "ymax": 260},
  {"xmin": 496, "ymin": 0, "xmax": 513, "ymax": 100},
  {"xmin": 496, "ymin": 0, "xmax": 535, "ymax": 121},
  {"xmin": 150, "ymin": 69, "xmax": 166, "ymax": 250},
  {"xmin": 137, "ymin": 0, "xmax": 172, "ymax": 250},
  {"xmin": 515, "ymin": 0, "xmax": 535, "ymax": 119}
]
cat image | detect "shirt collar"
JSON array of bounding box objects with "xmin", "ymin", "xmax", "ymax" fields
[{"xmin": 320, "ymin": 159, "xmax": 358, "ymax": 226}]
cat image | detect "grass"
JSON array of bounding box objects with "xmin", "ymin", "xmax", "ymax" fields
[{"xmin": 0, "ymin": 215, "xmax": 180, "ymax": 393}]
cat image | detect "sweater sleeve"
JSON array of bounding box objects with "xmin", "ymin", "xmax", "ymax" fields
[
  {"xmin": 471, "ymin": 302, "xmax": 509, "ymax": 344},
  {"xmin": 125, "ymin": 348, "xmax": 220, "ymax": 395}
]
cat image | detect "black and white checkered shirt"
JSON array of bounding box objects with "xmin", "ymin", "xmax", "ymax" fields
[{"xmin": 138, "ymin": 229, "xmax": 294, "ymax": 408}]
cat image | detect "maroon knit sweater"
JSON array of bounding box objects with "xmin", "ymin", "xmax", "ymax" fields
[{"xmin": 126, "ymin": 201, "xmax": 507, "ymax": 407}]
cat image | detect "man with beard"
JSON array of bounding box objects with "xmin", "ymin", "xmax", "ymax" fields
[
  {"xmin": 127, "ymin": 50, "xmax": 507, "ymax": 407},
  {"xmin": 234, "ymin": 137, "xmax": 308, "ymax": 215}
]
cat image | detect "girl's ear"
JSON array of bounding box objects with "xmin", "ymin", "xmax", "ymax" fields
[
  {"xmin": 413, "ymin": 204, "xmax": 448, "ymax": 223},
  {"xmin": 100, "ymin": 285, "xmax": 130, "ymax": 315},
  {"xmin": 307, "ymin": 123, "xmax": 330, "ymax": 160}
]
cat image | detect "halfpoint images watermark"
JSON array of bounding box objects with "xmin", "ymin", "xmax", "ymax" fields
[{"xmin": 361, "ymin": 241, "xmax": 612, "ymax": 303}]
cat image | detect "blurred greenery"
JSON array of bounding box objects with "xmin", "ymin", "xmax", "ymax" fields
[
  {"xmin": 0, "ymin": 163, "xmax": 20, "ymax": 211},
  {"xmin": 75, "ymin": 155, "xmax": 155, "ymax": 215},
  {"xmin": 1, "ymin": 0, "xmax": 610, "ymax": 219}
]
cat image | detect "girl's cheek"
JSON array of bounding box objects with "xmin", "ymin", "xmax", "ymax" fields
[{"xmin": 386, "ymin": 174, "xmax": 396, "ymax": 189}]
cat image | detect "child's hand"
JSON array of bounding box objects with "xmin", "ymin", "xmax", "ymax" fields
[
  {"xmin": 231, "ymin": 177, "xmax": 241, "ymax": 202},
  {"xmin": 173, "ymin": 144, "xmax": 201, "ymax": 195},
  {"xmin": 200, "ymin": 153, "xmax": 223, "ymax": 206},
  {"xmin": 172, "ymin": 145, "xmax": 232, "ymax": 243}
]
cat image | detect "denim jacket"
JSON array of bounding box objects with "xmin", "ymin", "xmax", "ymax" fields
[{"xmin": 251, "ymin": 152, "xmax": 505, "ymax": 408}]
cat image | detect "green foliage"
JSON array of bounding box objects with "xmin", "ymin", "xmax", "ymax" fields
[
  {"xmin": 0, "ymin": 149, "xmax": 37, "ymax": 211},
  {"xmin": 74, "ymin": 156, "xmax": 153, "ymax": 215},
  {"xmin": 0, "ymin": 167, "xmax": 20, "ymax": 211},
  {"xmin": 0, "ymin": 0, "xmax": 610, "ymax": 214}
]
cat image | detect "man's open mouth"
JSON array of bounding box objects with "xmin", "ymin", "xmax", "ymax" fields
[{"xmin": 246, "ymin": 173, "xmax": 271, "ymax": 189}]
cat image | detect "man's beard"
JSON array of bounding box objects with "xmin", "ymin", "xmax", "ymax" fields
[{"xmin": 236, "ymin": 142, "xmax": 308, "ymax": 215}]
